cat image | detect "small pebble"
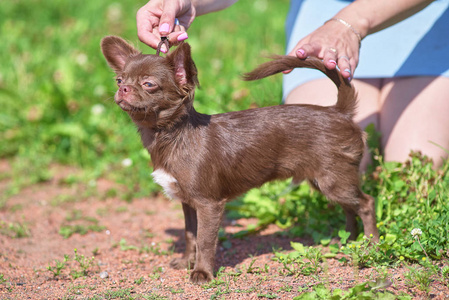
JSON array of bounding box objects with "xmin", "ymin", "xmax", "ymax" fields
[{"xmin": 100, "ymin": 271, "xmax": 109, "ymax": 279}]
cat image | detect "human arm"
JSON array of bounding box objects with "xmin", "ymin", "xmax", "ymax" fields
[
  {"xmin": 193, "ymin": 0, "xmax": 238, "ymax": 16},
  {"xmin": 288, "ymin": 0, "xmax": 434, "ymax": 79},
  {"xmin": 136, "ymin": 0, "xmax": 238, "ymax": 51}
]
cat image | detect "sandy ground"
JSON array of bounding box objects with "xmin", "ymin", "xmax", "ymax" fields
[{"xmin": 0, "ymin": 160, "xmax": 448, "ymax": 299}]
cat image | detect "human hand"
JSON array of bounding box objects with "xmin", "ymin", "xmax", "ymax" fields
[
  {"xmin": 285, "ymin": 18, "xmax": 362, "ymax": 80},
  {"xmin": 136, "ymin": 0, "xmax": 196, "ymax": 52}
]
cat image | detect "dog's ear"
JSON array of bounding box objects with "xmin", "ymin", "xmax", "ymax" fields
[
  {"xmin": 101, "ymin": 36, "xmax": 140, "ymax": 73},
  {"xmin": 167, "ymin": 43, "xmax": 199, "ymax": 91}
]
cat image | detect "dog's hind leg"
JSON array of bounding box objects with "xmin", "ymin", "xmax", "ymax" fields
[
  {"xmin": 341, "ymin": 205, "xmax": 358, "ymax": 240},
  {"xmin": 356, "ymin": 193, "xmax": 379, "ymax": 241},
  {"xmin": 312, "ymin": 172, "xmax": 379, "ymax": 241}
]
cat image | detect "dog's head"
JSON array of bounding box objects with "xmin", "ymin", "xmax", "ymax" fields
[{"xmin": 101, "ymin": 36, "xmax": 199, "ymax": 128}]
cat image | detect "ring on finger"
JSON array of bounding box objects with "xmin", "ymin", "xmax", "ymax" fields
[
  {"xmin": 338, "ymin": 55, "xmax": 350, "ymax": 61},
  {"xmin": 175, "ymin": 18, "xmax": 180, "ymax": 26},
  {"xmin": 328, "ymin": 47, "xmax": 337, "ymax": 53}
]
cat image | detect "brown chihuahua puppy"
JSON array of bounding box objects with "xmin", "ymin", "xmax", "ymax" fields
[{"xmin": 101, "ymin": 36, "xmax": 378, "ymax": 284}]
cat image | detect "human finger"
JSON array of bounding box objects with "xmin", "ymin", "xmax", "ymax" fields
[
  {"xmin": 166, "ymin": 31, "xmax": 189, "ymax": 47},
  {"xmin": 337, "ymin": 55, "xmax": 352, "ymax": 79},
  {"xmin": 292, "ymin": 43, "xmax": 318, "ymax": 59},
  {"xmin": 173, "ymin": 19, "xmax": 185, "ymax": 32},
  {"xmin": 323, "ymin": 47, "xmax": 338, "ymax": 70},
  {"xmin": 159, "ymin": 1, "xmax": 183, "ymax": 36},
  {"xmin": 136, "ymin": 6, "xmax": 162, "ymax": 49},
  {"xmin": 282, "ymin": 43, "xmax": 315, "ymax": 74}
]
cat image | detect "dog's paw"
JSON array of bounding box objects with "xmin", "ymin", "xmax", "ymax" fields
[
  {"xmin": 170, "ymin": 257, "xmax": 194, "ymax": 270},
  {"xmin": 190, "ymin": 269, "xmax": 213, "ymax": 284}
]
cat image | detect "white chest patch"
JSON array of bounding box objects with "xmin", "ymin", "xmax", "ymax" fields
[{"xmin": 151, "ymin": 169, "xmax": 178, "ymax": 200}]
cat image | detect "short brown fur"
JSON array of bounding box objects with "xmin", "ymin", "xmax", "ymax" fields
[{"xmin": 100, "ymin": 36, "xmax": 379, "ymax": 284}]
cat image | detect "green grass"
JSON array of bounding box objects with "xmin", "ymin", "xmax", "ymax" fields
[
  {"xmin": 231, "ymin": 151, "xmax": 449, "ymax": 262},
  {"xmin": 58, "ymin": 209, "xmax": 106, "ymax": 238},
  {"xmin": 0, "ymin": 0, "xmax": 287, "ymax": 204},
  {"xmin": 0, "ymin": 220, "xmax": 30, "ymax": 238}
]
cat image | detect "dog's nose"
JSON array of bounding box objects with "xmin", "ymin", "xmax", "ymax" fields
[{"xmin": 119, "ymin": 85, "xmax": 131, "ymax": 94}]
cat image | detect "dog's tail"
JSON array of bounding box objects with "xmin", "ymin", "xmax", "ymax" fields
[{"xmin": 243, "ymin": 56, "xmax": 356, "ymax": 117}]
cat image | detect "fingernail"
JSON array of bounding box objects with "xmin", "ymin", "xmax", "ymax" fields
[
  {"xmin": 160, "ymin": 44, "xmax": 168, "ymax": 53},
  {"xmin": 344, "ymin": 68, "xmax": 351, "ymax": 75},
  {"xmin": 159, "ymin": 23, "xmax": 170, "ymax": 34},
  {"xmin": 297, "ymin": 49, "xmax": 305, "ymax": 57},
  {"xmin": 177, "ymin": 32, "xmax": 188, "ymax": 41},
  {"xmin": 329, "ymin": 60, "xmax": 336, "ymax": 66}
]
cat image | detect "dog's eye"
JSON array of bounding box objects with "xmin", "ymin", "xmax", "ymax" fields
[
  {"xmin": 116, "ymin": 78, "xmax": 123, "ymax": 85},
  {"xmin": 143, "ymin": 82, "xmax": 153, "ymax": 88}
]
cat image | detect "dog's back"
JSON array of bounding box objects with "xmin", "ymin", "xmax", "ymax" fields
[
  {"xmin": 180, "ymin": 56, "xmax": 363, "ymax": 200},
  {"xmin": 184, "ymin": 103, "xmax": 364, "ymax": 201}
]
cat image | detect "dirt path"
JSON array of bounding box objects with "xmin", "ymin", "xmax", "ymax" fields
[{"xmin": 0, "ymin": 161, "xmax": 447, "ymax": 299}]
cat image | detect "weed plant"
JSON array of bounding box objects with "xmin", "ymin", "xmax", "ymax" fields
[
  {"xmin": 293, "ymin": 280, "xmax": 408, "ymax": 300},
  {"xmin": 0, "ymin": 220, "xmax": 30, "ymax": 238},
  {"xmin": 47, "ymin": 255, "xmax": 70, "ymax": 277},
  {"xmin": 0, "ymin": 273, "xmax": 7, "ymax": 284},
  {"xmin": 59, "ymin": 210, "xmax": 106, "ymax": 238},
  {"xmin": 274, "ymin": 242, "xmax": 323, "ymax": 277},
  {"xmin": 403, "ymin": 261, "xmax": 437, "ymax": 293},
  {"xmin": 72, "ymin": 248, "xmax": 96, "ymax": 277},
  {"xmin": 46, "ymin": 249, "xmax": 96, "ymax": 279}
]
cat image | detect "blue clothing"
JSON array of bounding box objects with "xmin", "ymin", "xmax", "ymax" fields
[{"xmin": 283, "ymin": 0, "xmax": 449, "ymax": 99}]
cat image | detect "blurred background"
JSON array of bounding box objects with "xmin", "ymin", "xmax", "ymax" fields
[{"xmin": 0, "ymin": 0, "xmax": 289, "ymax": 200}]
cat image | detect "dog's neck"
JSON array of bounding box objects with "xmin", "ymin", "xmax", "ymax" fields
[{"xmin": 134, "ymin": 95, "xmax": 209, "ymax": 161}]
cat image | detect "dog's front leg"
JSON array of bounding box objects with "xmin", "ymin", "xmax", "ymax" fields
[
  {"xmin": 170, "ymin": 202, "xmax": 197, "ymax": 270},
  {"xmin": 190, "ymin": 200, "xmax": 226, "ymax": 284}
]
